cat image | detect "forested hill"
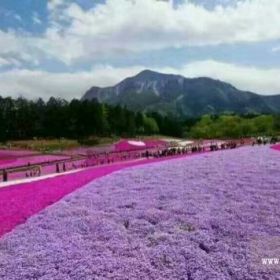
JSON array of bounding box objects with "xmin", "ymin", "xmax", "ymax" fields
[{"xmin": 82, "ymin": 70, "xmax": 280, "ymax": 117}]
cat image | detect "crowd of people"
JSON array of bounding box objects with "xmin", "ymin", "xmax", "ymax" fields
[
  {"xmin": 25, "ymin": 136, "xmax": 277, "ymax": 176},
  {"xmin": 1, "ymin": 136, "xmax": 278, "ymax": 182},
  {"xmin": 25, "ymin": 165, "xmax": 41, "ymax": 178},
  {"xmin": 252, "ymin": 136, "xmax": 278, "ymax": 145},
  {"xmin": 24, "ymin": 138, "xmax": 259, "ymax": 176},
  {"xmin": 83, "ymin": 140, "xmax": 242, "ymax": 167},
  {"xmin": 82, "ymin": 136, "xmax": 278, "ymax": 169}
]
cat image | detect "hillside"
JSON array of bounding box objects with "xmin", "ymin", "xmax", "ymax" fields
[{"xmin": 82, "ymin": 70, "xmax": 280, "ymax": 117}]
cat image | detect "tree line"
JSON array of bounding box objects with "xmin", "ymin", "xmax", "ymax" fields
[
  {"xmin": 187, "ymin": 114, "xmax": 280, "ymax": 139},
  {"xmin": 0, "ymin": 96, "xmax": 183, "ymax": 142},
  {"xmin": 0, "ymin": 96, "xmax": 279, "ymax": 142}
]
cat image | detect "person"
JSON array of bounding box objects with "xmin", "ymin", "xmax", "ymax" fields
[
  {"xmin": 38, "ymin": 166, "xmax": 42, "ymax": 176},
  {"xmin": 56, "ymin": 163, "xmax": 60, "ymax": 173},
  {"xmin": 271, "ymin": 136, "xmax": 277, "ymax": 144},
  {"xmin": 3, "ymin": 169, "xmax": 8, "ymax": 182},
  {"xmin": 145, "ymin": 150, "xmax": 149, "ymax": 159}
]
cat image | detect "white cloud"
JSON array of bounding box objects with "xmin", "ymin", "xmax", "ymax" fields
[
  {"xmin": 0, "ymin": 57, "xmax": 10, "ymax": 67},
  {"xmin": 175, "ymin": 60, "xmax": 280, "ymax": 95},
  {"xmin": 0, "ymin": 30, "xmax": 22, "ymax": 55},
  {"xmin": 0, "ymin": 61, "xmax": 279, "ymax": 100},
  {"xmin": 33, "ymin": 13, "xmax": 42, "ymax": 25},
  {"xmin": 47, "ymin": 0, "xmax": 65, "ymax": 11},
  {"xmin": 0, "ymin": 30, "xmax": 39, "ymax": 65},
  {"xmin": 1, "ymin": 0, "xmax": 280, "ymax": 65},
  {"xmin": 39, "ymin": 0, "xmax": 280, "ymax": 64},
  {"xmin": 0, "ymin": 66, "xmax": 144, "ymax": 100},
  {"xmin": 0, "ymin": 56, "xmax": 21, "ymax": 67}
]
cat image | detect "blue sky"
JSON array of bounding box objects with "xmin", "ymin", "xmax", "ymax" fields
[{"xmin": 0, "ymin": 0, "xmax": 280, "ymax": 99}]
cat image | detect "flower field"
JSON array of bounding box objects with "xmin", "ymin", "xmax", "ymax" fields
[
  {"xmin": 272, "ymin": 144, "xmax": 280, "ymax": 152},
  {"xmin": 0, "ymin": 149, "xmax": 38, "ymax": 157},
  {"xmin": 64, "ymin": 146, "xmax": 115, "ymax": 156},
  {"xmin": 64, "ymin": 139, "xmax": 168, "ymax": 156},
  {"xmin": 0, "ymin": 149, "xmax": 37, "ymax": 167},
  {"xmin": 0, "ymin": 146, "xmax": 280, "ymax": 279},
  {"xmin": 0, "ymin": 154, "xmax": 70, "ymax": 169},
  {"xmin": 115, "ymin": 139, "xmax": 167, "ymax": 152},
  {"xmin": 0, "ymin": 153, "xmax": 198, "ymax": 237},
  {"xmin": 0, "ymin": 149, "xmax": 75, "ymax": 182}
]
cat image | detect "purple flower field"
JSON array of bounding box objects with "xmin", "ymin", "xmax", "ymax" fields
[{"xmin": 0, "ymin": 146, "xmax": 280, "ymax": 279}]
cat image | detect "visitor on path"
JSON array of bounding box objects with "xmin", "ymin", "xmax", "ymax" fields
[
  {"xmin": 56, "ymin": 163, "xmax": 60, "ymax": 173},
  {"xmin": 145, "ymin": 150, "xmax": 149, "ymax": 159},
  {"xmin": 3, "ymin": 170, "xmax": 8, "ymax": 182}
]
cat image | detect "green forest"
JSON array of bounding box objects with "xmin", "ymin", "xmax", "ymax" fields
[{"xmin": 0, "ymin": 96, "xmax": 279, "ymax": 142}]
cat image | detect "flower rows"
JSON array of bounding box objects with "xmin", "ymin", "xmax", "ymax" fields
[
  {"xmin": 0, "ymin": 152, "xmax": 196, "ymax": 237},
  {"xmin": 0, "ymin": 146, "xmax": 279, "ymax": 279}
]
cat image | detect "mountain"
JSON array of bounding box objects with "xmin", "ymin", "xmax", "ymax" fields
[{"xmin": 82, "ymin": 70, "xmax": 280, "ymax": 117}]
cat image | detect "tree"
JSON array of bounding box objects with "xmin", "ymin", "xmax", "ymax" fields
[
  {"xmin": 143, "ymin": 116, "xmax": 159, "ymax": 134},
  {"xmin": 253, "ymin": 115, "xmax": 274, "ymax": 136},
  {"xmin": 190, "ymin": 115, "xmax": 214, "ymax": 138},
  {"xmin": 135, "ymin": 112, "xmax": 144, "ymax": 134}
]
